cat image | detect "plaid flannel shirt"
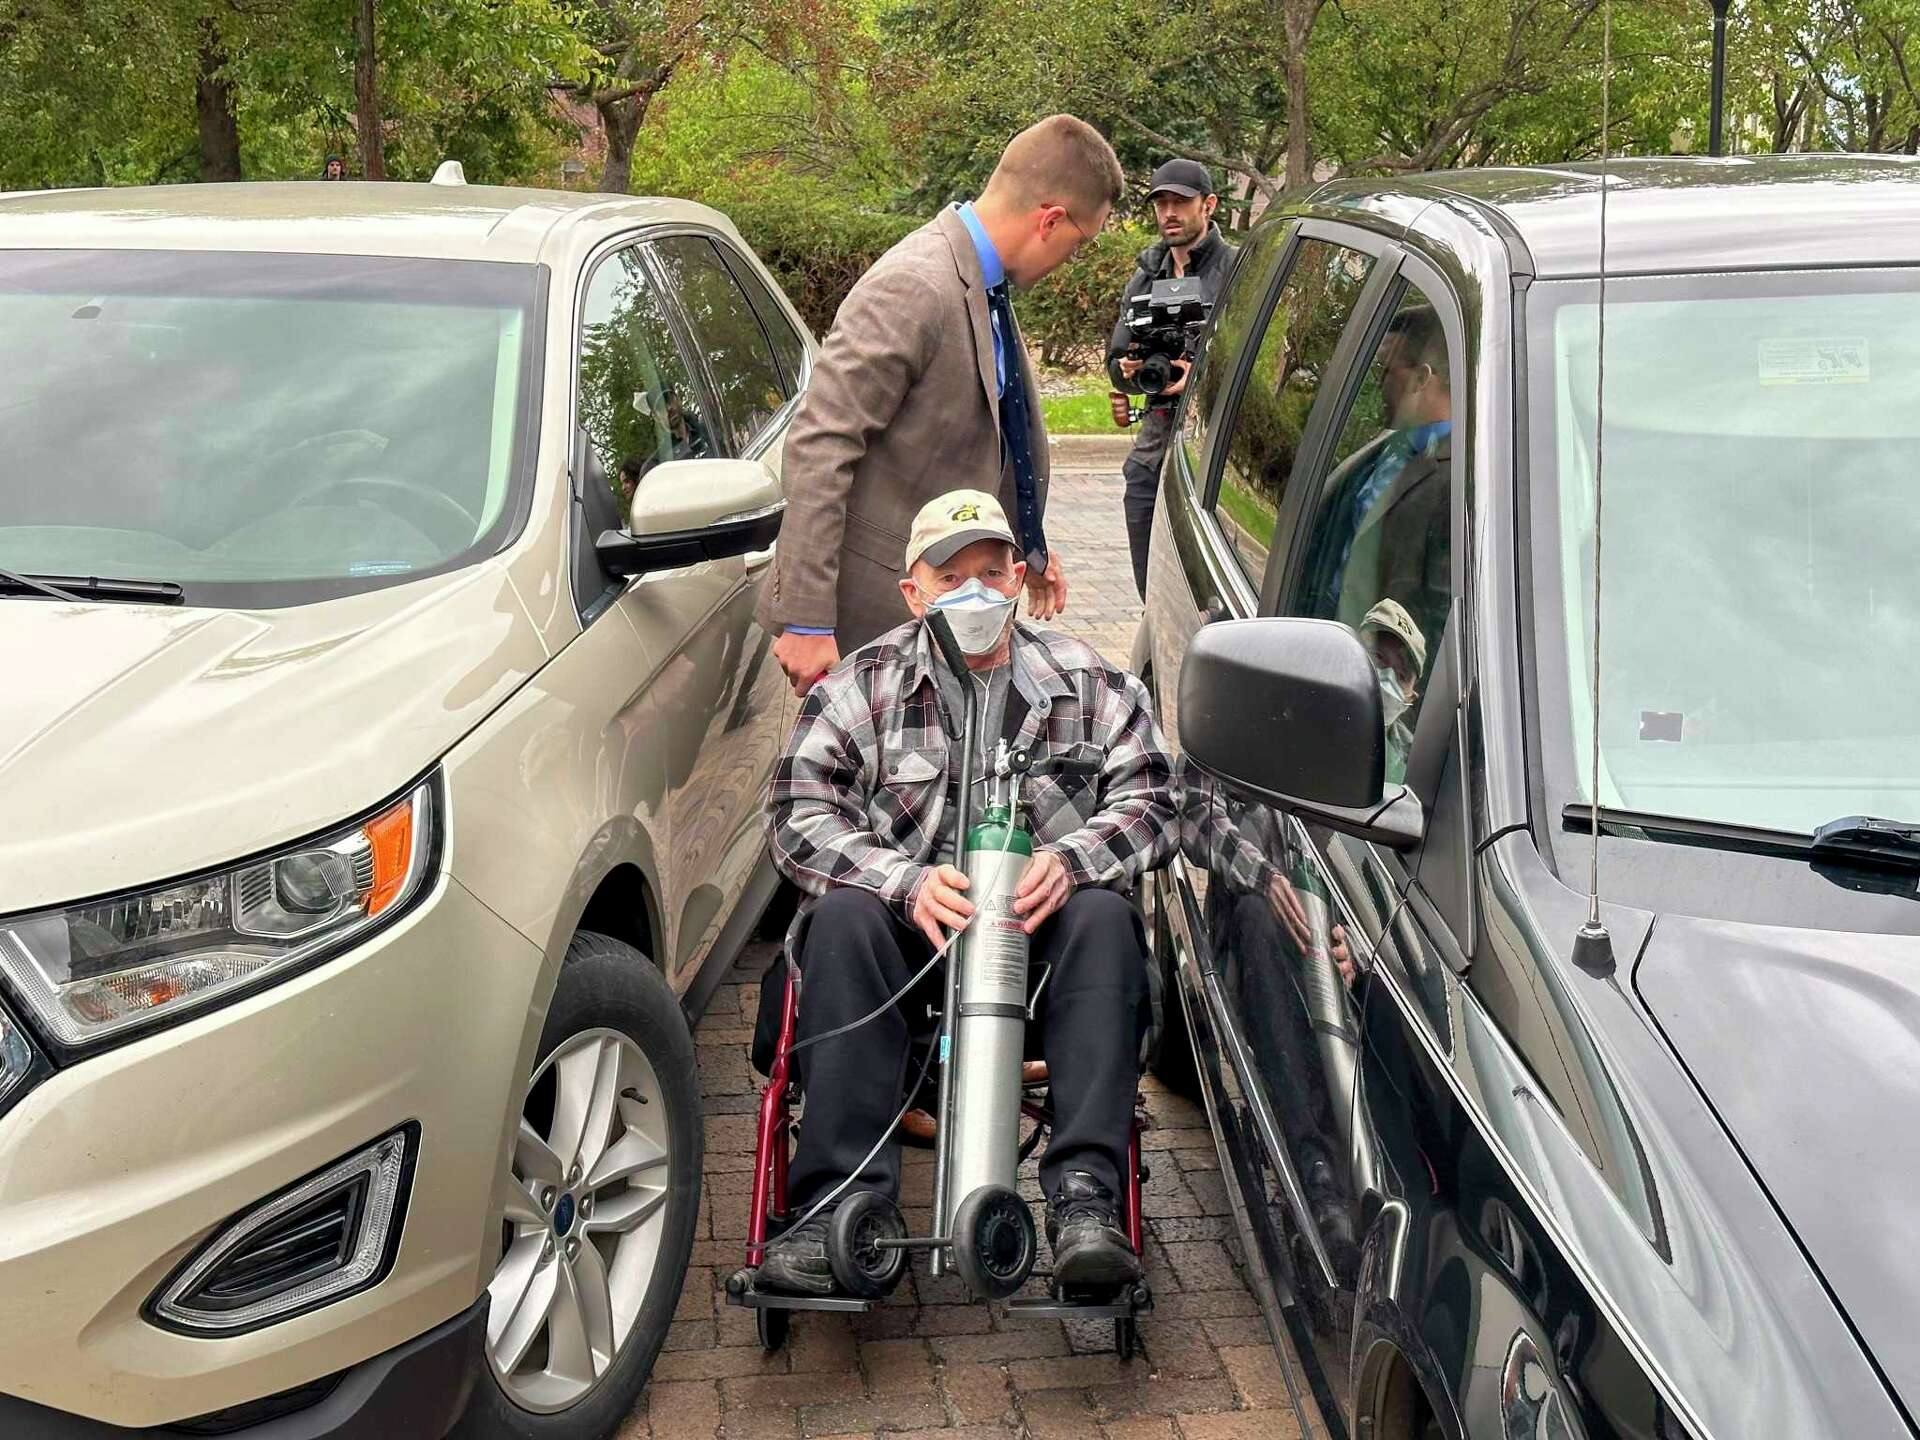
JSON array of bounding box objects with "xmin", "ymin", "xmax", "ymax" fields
[{"xmin": 767, "ymin": 620, "xmax": 1177, "ymax": 920}]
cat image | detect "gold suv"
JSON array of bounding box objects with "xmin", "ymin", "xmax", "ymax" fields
[{"xmin": 0, "ymin": 173, "xmax": 807, "ymax": 1439}]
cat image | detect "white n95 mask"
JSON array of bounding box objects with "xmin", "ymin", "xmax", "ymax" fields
[
  {"xmin": 1376, "ymin": 666, "xmax": 1412, "ymax": 728},
  {"xmin": 926, "ymin": 578, "xmax": 1017, "ymax": 655}
]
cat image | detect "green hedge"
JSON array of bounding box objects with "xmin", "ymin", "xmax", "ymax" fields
[
  {"xmin": 725, "ymin": 191, "xmax": 1150, "ymax": 372},
  {"xmin": 721, "ymin": 194, "xmax": 920, "ymax": 339},
  {"xmin": 1012, "ymin": 224, "xmax": 1151, "ymax": 370}
]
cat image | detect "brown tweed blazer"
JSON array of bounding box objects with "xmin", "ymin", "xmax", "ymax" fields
[{"xmin": 755, "ymin": 207, "xmax": 1050, "ymax": 650}]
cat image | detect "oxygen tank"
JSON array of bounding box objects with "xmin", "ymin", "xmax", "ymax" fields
[
  {"xmin": 946, "ymin": 781, "xmax": 1033, "ymax": 1207},
  {"xmin": 1290, "ymin": 859, "xmax": 1378, "ymax": 1185}
]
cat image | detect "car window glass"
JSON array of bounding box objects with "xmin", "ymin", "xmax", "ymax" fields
[
  {"xmin": 1215, "ymin": 239, "xmax": 1376, "ymax": 584},
  {"xmin": 1281, "ymin": 282, "xmax": 1457, "ymax": 792},
  {"xmin": 718, "ymin": 245, "xmax": 808, "ymax": 396},
  {"xmin": 1179, "ymin": 221, "xmax": 1289, "ymax": 493},
  {"xmin": 648, "ymin": 235, "xmax": 786, "ymax": 451},
  {"xmin": 578, "ymin": 245, "xmax": 715, "ymax": 513}
]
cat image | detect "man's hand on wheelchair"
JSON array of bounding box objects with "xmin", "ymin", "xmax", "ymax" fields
[
  {"xmin": 1012, "ymin": 852, "xmax": 1071, "ymax": 934},
  {"xmin": 912, "ymin": 864, "xmax": 974, "ymax": 949}
]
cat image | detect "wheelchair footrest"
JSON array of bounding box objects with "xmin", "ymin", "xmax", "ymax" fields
[
  {"xmin": 1004, "ymin": 1282, "xmax": 1152, "ymax": 1322},
  {"xmin": 724, "ymin": 1269, "xmax": 876, "ymax": 1313},
  {"xmin": 727, "ymin": 1286, "xmax": 875, "ymax": 1314}
]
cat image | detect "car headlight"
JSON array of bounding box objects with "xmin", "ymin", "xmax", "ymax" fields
[{"xmin": 0, "ymin": 780, "xmax": 436, "ymax": 1049}]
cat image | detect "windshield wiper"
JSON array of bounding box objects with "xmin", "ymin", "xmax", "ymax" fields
[
  {"xmin": 1561, "ymin": 803, "xmax": 1815, "ymax": 860},
  {"xmin": 1808, "ymin": 815, "xmax": 1920, "ymax": 870},
  {"xmin": 0, "ymin": 568, "xmax": 184, "ymax": 605},
  {"xmin": 1563, "ymin": 803, "xmax": 1920, "ymax": 873}
]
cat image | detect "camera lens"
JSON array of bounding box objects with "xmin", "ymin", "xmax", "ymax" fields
[{"xmin": 1138, "ymin": 355, "xmax": 1174, "ymax": 395}]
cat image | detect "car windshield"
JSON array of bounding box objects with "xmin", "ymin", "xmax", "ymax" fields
[
  {"xmin": 0, "ymin": 250, "xmax": 541, "ymax": 607},
  {"xmin": 1528, "ymin": 268, "xmax": 1920, "ymax": 837}
]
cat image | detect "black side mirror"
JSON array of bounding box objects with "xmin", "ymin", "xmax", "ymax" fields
[{"xmin": 1178, "ymin": 617, "xmax": 1425, "ymax": 850}]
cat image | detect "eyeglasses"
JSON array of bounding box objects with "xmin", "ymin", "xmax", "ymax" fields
[{"xmin": 1057, "ymin": 206, "xmax": 1096, "ymax": 255}]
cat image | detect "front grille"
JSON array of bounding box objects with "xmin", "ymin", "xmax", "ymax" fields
[{"xmin": 179, "ymin": 1177, "xmax": 369, "ymax": 1313}]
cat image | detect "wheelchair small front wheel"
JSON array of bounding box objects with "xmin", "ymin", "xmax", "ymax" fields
[
  {"xmin": 952, "ymin": 1184, "xmax": 1037, "ymax": 1300},
  {"xmin": 754, "ymin": 1304, "xmax": 790, "ymax": 1353},
  {"xmin": 828, "ymin": 1191, "xmax": 909, "ymax": 1298}
]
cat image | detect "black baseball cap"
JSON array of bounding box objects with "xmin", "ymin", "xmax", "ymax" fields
[{"xmin": 1147, "ymin": 159, "xmax": 1214, "ymax": 199}]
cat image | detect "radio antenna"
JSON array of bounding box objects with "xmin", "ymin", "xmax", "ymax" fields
[{"xmin": 1573, "ymin": 0, "xmax": 1616, "ymax": 976}]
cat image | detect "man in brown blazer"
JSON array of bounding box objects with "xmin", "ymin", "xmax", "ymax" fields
[{"xmin": 760, "ymin": 115, "xmax": 1126, "ymax": 694}]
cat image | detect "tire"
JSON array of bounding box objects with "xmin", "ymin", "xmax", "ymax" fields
[
  {"xmin": 826, "ymin": 1191, "xmax": 908, "ymax": 1299},
  {"xmin": 1142, "ymin": 877, "xmax": 1201, "ymax": 1100},
  {"xmin": 951, "ymin": 1184, "xmax": 1036, "ymax": 1301},
  {"xmin": 754, "ymin": 1305, "xmax": 789, "ymax": 1353},
  {"xmin": 453, "ymin": 931, "xmax": 702, "ymax": 1440}
]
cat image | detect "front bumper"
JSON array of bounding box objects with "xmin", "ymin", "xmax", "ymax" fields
[
  {"xmin": 0, "ymin": 1295, "xmax": 487, "ymax": 1439},
  {"xmin": 0, "ymin": 873, "xmax": 548, "ymax": 1427}
]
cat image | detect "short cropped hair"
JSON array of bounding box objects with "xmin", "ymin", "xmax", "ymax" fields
[
  {"xmin": 1385, "ymin": 303, "xmax": 1449, "ymax": 379},
  {"xmin": 982, "ymin": 115, "xmax": 1125, "ymax": 220}
]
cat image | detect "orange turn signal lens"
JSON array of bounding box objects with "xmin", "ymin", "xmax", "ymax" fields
[{"xmin": 363, "ymin": 798, "xmax": 416, "ymax": 917}]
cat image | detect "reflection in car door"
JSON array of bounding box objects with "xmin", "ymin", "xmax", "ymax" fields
[
  {"xmin": 624, "ymin": 235, "xmax": 791, "ymax": 979},
  {"xmin": 1147, "ymin": 220, "xmax": 1415, "ymax": 1439}
]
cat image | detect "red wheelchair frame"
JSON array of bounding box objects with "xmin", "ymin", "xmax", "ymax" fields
[{"xmin": 727, "ymin": 963, "xmax": 1154, "ymax": 1358}]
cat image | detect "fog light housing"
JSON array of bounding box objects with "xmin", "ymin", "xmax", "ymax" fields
[
  {"xmin": 0, "ymin": 999, "xmax": 40, "ymax": 1116},
  {"xmin": 150, "ymin": 1124, "xmax": 418, "ymax": 1334}
]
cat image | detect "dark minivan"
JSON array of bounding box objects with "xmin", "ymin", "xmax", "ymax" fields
[{"xmin": 1140, "ymin": 156, "xmax": 1920, "ymax": 1440}]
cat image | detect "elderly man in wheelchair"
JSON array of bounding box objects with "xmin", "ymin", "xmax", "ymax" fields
[{"xmin": 744, "ymin": 490, "xmax": 1176, "ymax": 1316}]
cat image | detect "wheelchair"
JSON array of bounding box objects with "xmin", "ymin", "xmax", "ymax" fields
[{"xmin": 723, "ymin": 927, "xmax": 1156, "ymax": 1360}]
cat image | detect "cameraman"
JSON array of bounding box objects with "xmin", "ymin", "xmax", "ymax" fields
[{"xmin": 1106, "ymin": 160, "xmax": 1235, "ymax": 597}]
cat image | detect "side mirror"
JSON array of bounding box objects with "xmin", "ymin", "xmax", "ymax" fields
[
  {"xmin": 1178, "ymin": 617, "xmax": 1425, "ymax": 850},
  {"xmin": 595, "ymin": 458, "xmax": 785, "ymax": 578}
]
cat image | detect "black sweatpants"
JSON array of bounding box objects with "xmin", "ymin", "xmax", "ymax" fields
[{"xmin": 787, "ymin": 886, "xmax": 1149, "ymax": 1213}]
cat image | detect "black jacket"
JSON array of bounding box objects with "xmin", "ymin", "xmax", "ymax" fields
[{"xmin": 1105, "ymin": 223, "xmax": 1237, "ymax": 398}]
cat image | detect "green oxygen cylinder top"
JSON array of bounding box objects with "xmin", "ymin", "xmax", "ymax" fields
[{"xmin": 966, "ymin": 801, "xmax": 1032, "ymax": 857}]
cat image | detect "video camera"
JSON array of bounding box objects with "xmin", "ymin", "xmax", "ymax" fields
[{"xmin": 1123, "ymin": 275, "xmax": 1212, "ymax": 397}]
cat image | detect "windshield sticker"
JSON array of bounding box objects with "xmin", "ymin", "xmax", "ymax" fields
[
  {"xmin": 348, "ymin": 561, "xmax": 415, "ymax": 576},
  {"xmin": 1758, "ymin": 337, "xmax": 1869, "ymax": 385},
  {"xmin": 1639, "ymin": 711, "xmax": 1685, "ymax": 743}
]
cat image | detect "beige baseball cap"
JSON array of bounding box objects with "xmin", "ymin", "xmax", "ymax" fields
[
  {"xmin": 903, "ymin": 489, "xmax": 1018, "ymax": 572},
  {"xmin": 1361, "ymin": 598, "xmax": 1428, "ymax": 674}
]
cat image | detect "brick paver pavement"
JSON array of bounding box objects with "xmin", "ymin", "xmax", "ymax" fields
[{"xmin": 627, "ymin": 444, "xmax": 1307, "ymax": 1440}]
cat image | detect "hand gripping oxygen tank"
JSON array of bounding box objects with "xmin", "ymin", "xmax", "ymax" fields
[
  {"xmin": 946, "ymin": 794, "xmax": 1033, "ymax": 1206},
  {"xmin": 1290, "ymin": 859, "xmax": 1379, "ymax": 1188}
]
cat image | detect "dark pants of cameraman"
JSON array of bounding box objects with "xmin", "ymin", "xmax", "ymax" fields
[
  {"xmin": 1123, "ymin": 406, "xmax": 1176, "ymax": 598},
  {"xmin": 786, "ymin": 886, "xmax": 1149, "ymax": 1215}
]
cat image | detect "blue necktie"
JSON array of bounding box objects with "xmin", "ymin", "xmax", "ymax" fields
[{"xmin": 985, "ymin": 282, "xmax": 1047, "ymax": 571}]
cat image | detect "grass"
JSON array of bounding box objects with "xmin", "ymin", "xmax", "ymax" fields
[
  {"xmin": 1040, "ymin": 376, "xmax": 1129, "ymax": 435},
  {"xmin": 1215, "ymin": 479, "xmax": 1277, "ymax": 555}
]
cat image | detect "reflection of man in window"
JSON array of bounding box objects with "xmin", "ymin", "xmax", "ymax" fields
[
  {"xmin": 1303, "ymin": 304, "xmax": 1453, "ymax": 647},
  {"xmin": 661, "ymin": 386, "xmax": 709, "ymax": 461},
  {"xmin": 1361, "ymin": 599, "xmax": 1426, "ymax": 785},
  {"xmin": 617, "ymin": 456, "xmax": 648, "ymax": 521}
]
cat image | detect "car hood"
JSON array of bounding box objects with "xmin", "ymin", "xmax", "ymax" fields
[
  {"xmin": 0, "ymin": 566, "xmax": 548, "ymax": 914},
  {"xmin": 1636, "ymin": 913, "xmax": 1920, "ymax": 1417}
]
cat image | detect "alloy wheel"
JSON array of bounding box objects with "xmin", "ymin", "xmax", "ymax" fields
[{"xmin": 486, "ymin": 1028, "xmax": 672, "ymax": 1413}]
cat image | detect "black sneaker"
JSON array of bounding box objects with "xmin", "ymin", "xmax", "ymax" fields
[
  {"xmin": 756, "ymin": 1212, "xmax": 835, "ymax": 1296},
  {"xmin": 1045, "ymin": 1171, "xmax": 1141, "ymax": 1293}
]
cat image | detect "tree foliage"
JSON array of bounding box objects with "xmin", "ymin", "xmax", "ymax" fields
[{"xmin": 12, "ymin": 0, "xmax": 1920, "ymax": 352}]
